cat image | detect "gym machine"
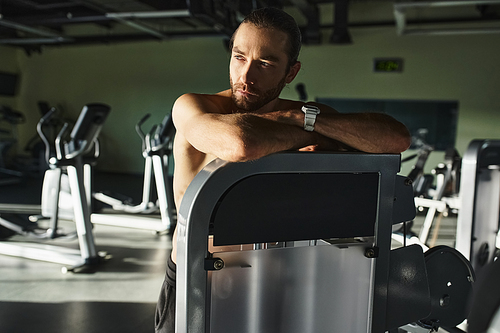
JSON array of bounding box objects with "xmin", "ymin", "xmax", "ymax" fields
[
  {"xmin": 467, "ymin": 258, "xmax": 500, "ymax": 333},
  {"xmin": 36, "ymin": 111, "xmax": 176, "ymax": 234},
  {"xmin": 392, "ymin": 135, "xmax": 434, "ymax": 249},
  {"xmin": 91, "ymin": 113, "xmax": 176, "ymax": 233},
  {"xmin": 392, "ymin": 128, "xmax": 461, "ymax": 249},
  {"xmin": 456, "ymin": 139, "xmax": 500, "ymax": 275},
  {"xmin": 94, "ymin": 113, "xmax": 163, "ymax": 214},
  {"xmin": 413, "ymin": 148, "xmax": 461, "ymax": 247},
  {"xmin": 175, "ymin": 152, "xmax": 474, "ymax": 333},
  {"xmin": 0, "ymin": 103, "xmax": 110, "ymax": 271},
  {"xmin": 0, "ymin": 105, "xmax": 26, "ymax": 185}
]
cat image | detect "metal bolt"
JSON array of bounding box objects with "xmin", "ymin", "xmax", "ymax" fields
[
  {"xmin": 440, "ymin": 294, "xmax": 450, "ymax": 307},
  {"xmin": 213, "ymin": 259, "xmax": 224, "ymax": 270},
  {"xmin": 365, "ymin": 248, "xmax": 375, "ymax": 258}
]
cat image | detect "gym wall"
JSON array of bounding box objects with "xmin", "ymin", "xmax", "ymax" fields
[
  {"xmin": 0, "ymin": 46, "xmax": 19, "ymax": 108},
  {"xmin": 289, "ymin": 25, "xmax": 500, "ymax": 175},
  {"xmin": 3, "ymin": 25, "xmax": 500, "ymax": 174},
  {"xmin": 13, "ymin": 38, "xmax": 230, "ymax": 173}
]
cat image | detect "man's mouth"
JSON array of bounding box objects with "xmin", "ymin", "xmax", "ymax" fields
[
  {"xmin": 238, "ymin": 88, "xmax": 258, "ymax": 98},
  {"xmin": 233, "ymin": 83, "xmax": 258, "ymax": 96}
]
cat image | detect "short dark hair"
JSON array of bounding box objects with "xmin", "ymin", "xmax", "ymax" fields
[{"xmin": 229, "ymin": 7, "xmax": 302, "ymax": 69}]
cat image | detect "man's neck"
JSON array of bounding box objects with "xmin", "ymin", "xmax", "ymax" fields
[
  {"xmin": 231, "ymin": 97, "xmax": 284, "ymax": 114},
  {"xmin": 252, "ymin": 98, "xmax": 282, "ymax": 114},
  {"xmin": 218, "ymin": 89, "xmax": 290, "ymax": 114}
]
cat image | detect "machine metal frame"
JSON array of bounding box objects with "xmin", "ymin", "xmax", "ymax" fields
[
  {"xmin": 456, "ymin": 139, "xmax": 500, "ymax": 274},
  {"xmin": 0, "ymin": 104, "xmax": 109, "ymax": 270},
  {"xmin": 176, "ymin": 152, "xmax": 413, "ymax": 333}
]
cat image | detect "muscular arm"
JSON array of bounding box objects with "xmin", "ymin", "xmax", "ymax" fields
[
  {"xmin": 172, "ymin": 92, "xmax": 318, "ymax": 162},
  {"xmin": 254, "ymin": 104, "xmax": 411, "ymax": 154},
  {"xmin": 170, "ymin": 91, "xmax": 410, "ymax": 264}
]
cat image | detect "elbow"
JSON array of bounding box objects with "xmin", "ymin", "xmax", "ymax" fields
[
  {"xmin": 399, "ymin": 136, "xmax": 412, "ymax": 153},
  {"xmin": 395, "ymin": 125, "xmax": 412, "ymax": 153},
  {"xmin": 362, "ymin": 114, "xmax": 411, "ymax": 154},
  {"xmin": 221, "ymin": 120, "xmax": 265, "ymax": 162},
  {"xmin": 222, "ymin": 133, "xmax": 265, "ymax": 162},
  {"xmin": 384, "ymin": 117, "xmax": 412, "ymax": 154},
  {"xmin": 386, "ymin": 125, "xmax": 412, "ymax": 154},
  {"xmin": 224, "ymin": 140, "xmax": 261, "ymax": 162},
  {"xmin": 369, "ymin": 123, "xmax": 411, "ymax": 154}
]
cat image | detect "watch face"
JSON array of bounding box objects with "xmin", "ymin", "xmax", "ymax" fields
[{"xmin": 302, "ymin": 105, "xmax": 320, "ymax": 114}]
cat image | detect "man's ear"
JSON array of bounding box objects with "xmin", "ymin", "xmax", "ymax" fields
[{"xmin": 285, "ymin": 61, "xmax": 301, "ymax": 84}]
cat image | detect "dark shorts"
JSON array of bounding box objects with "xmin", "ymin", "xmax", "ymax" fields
[{"xmin": 155, "ymin": 255, "xmax": 176, "ymax": 333}]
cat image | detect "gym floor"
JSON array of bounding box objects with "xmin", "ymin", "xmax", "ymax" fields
[
  {"xmin": 0, "ymin": 172, "xmax": 171, "ymax": 333},
  {"xmin": 0, "ymin": 171, "xmax": 458, "ymax": 333}
]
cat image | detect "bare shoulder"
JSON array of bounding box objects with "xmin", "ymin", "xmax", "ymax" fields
[{"xmin": 174, "ymin": 89, "xmax": 233, "ymax": 115}]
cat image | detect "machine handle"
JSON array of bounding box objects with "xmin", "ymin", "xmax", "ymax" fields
[
  {"xmin": 144, "ymin": 124, "xmax": 158, "ymax": 154},
  {"xmin": 37, "ymin": 107, "xmax": 57, "ymax": 164},
  {"xmin": 65, "ymin": 140, "xmax": 89, "ymax": 160},
  {"xmin": 151, "ymin": 114, "xmax": 175, "ymax": 153},
  {"xmin": 135, "ymin": 113, "xmax": 151, "ymax": 151},
  {"xmin": 55, "ymin": 122, "xmax": 69, "ymax": 161}
]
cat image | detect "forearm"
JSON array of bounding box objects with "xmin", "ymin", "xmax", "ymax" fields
[
  {"xmin": 255, "ymin": 109, "xmax": 411, "ymax": 154},
  {"xmin": 242, "ymin": 114, "xmax": 316, "ymax": 159},
  {"xmin": 314, "ymin": 113, "xmax": 411, "ymax": 154},
  {"xmin": 181, "ymin": 112, "xmax": 313, "ymax": 162}
]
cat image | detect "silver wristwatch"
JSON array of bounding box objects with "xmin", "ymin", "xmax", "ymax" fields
[{"xmin": 301, "ymin": 104, "xmax": 321, "ymax": 132}]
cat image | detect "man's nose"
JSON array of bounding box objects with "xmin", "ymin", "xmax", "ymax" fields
[{"xmin": 240, "ymin": 61, "xmax": 258, "ymax": 85}]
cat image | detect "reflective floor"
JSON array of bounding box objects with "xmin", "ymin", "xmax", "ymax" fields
[
  {"xmin": 0, "ymin": 224, "xmax": 171, "ymax": 333},
  {"xmin": 0, "ymin": 172, "xmax": 172, "ymax": 333}
]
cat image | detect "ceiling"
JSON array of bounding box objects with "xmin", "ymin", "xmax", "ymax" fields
[{"xmin": 1, "ymin": 0, "xmax": 499, "ymax": 54}]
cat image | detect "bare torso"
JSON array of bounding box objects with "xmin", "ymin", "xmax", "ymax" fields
[{"xmin": 170, "ymin": 90, "xmax": 307, "ymax": 262}]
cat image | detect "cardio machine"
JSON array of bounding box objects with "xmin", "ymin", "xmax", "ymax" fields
[
  {"xmin": 94, "ymin": 113, "xmax": 163, "ymax": 214},
  {"xmin": 0, "ymin": 103, "xmax": 110, "ymax": 271},
  {"xmin": 37, "ymin": 111, "xmax": 176, "ymax": 234},
  {"xmin": 90, "ymin": 113, "xmax": 176, "ymax": 233}
]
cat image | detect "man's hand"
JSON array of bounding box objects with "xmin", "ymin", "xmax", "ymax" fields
[{"xmin": 298, "ymin": 131, "xmax": 351, "ymax": 152}]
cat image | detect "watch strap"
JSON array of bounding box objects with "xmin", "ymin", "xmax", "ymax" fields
[{"xmin": 301, "ymin": 105, "xmax": 320, "ymax": 132}]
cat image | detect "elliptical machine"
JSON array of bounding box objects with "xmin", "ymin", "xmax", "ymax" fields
[
  {"xmin": 94, "ymin": 113, "xmax": 158, "ymax": 214},
  {"xmin": 0, "ymin": 103, "xmax": 110, "ymax": 272},
  {"xmin": 91, "ymin": 113, "xmax": 176, "ymax": 233}
]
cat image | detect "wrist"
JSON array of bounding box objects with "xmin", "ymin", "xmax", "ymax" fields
[{"xmin": 301, "ymin": 104, "xmax": 321, "ymax": 131}]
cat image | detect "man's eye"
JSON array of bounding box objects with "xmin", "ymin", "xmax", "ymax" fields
[
  {"xmin": 260, "ymin": 62, "xmax": 270, "ymax": 67},
  {"xmin": 234, "ymin": 55, "xmax": 244, "ymax": 60}
]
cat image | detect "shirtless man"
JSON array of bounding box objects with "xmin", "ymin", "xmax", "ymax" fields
[{"xmin": 155, "ymin": 7, "xmax": 411, "ymax": 333}]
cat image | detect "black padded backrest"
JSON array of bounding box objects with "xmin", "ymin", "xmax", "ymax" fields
[
  {"xmin": 69, "ymin": 103, "xmax": 110, "ymax": 153},
  {"xmin": 211, "ymin": 172, "xmax": 379, "ymax": 246}
]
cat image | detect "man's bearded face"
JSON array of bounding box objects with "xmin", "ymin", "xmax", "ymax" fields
[{"xmin": 230, "ymin": 74, "xmax": 287, "ymax": 112}]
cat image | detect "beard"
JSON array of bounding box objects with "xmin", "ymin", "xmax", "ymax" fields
[{"xmin": 230, "ymin": 75, "xmax": 287, "ymax": 112}]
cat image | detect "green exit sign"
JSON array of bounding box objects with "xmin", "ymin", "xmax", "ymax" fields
[{"xmin": 373, "ymin": 58, "xmax": 404, "ymax": 73}]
